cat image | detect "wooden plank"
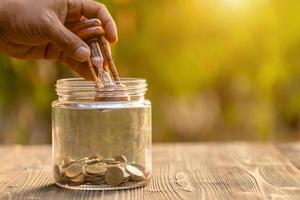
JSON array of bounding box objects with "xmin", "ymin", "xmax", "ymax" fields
[{"xmin": 0, "ymin": 143, "xmax": 300, "ymax": 199}]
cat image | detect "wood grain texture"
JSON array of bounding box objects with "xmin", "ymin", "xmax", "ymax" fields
[{"xmin": 1, "ymin": 143, "xmax": 300, "ymax": 200}]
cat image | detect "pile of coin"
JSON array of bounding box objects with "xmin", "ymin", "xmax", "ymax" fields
[{"xmin": 53, "ymin": 154, "xmax": 146, "ymax": 187}]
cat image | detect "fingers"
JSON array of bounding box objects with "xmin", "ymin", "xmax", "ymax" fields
[
  {"xmin": 48, "ymin": 19, "xmax": 90, "ymax": 62},
  {"xmin": 42, "ymin": 42, "xmax": 98, "ymax": 81},
  {"xmin": 79, "ymin": 0, "xmax": 118, "ymax": 43},
  {"xmin": 59, "ymin": 53, "xmax": 98, "ymax": 80}
]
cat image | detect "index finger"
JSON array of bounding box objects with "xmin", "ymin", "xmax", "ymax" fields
[{"xmin": 80, "ymin": 0, "xmax": 118, "ymax": 43}]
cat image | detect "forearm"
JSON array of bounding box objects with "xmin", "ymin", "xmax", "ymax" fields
[{"xmin": 0, "ymin": 0, "xmax": 17, "ymax": 39}]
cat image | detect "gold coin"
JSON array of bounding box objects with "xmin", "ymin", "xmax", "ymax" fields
[
  {"xmin": 63, "ymin": 156, "xmax": 72, "ymax": 163},
  {"xmin": 105, "ymin": 166, "xmax": 125, "ymax": 186},
  {"xmin": 60, "ymin": 175, "xmax": 70, "ymax": 184},
  {"xmin": 125, "ymin": 165, "xmax": 145, "ymax": 181},
  {"xmin": 123, "ymin": 168, "xmax": 130, "ymax": 179},
  {"xmin": 85, "ymin": 175, "xmax": 105, "ymax": 183},
  {"xmin": 65, "ymin": 162, "xmax": 83, "ymax": 178},
  {"xmin": 85, "ymin": 163, "xmax": 107, "ymax": 175},
  {"xmin": 106, "ymin": 160, "xmax": 121, "ymax": 165},
  {"xmin": 100, "ymin": 158, "xmax": 115, "ymax": 163},
  {"xmin": 89, "ymin": 153, "xmax": 103, "ymax": 161},
  {"xmin": 53, "ymin": 164, "xmax": 64, "ymax": 182},
  {"xmin": 62, "ymin": 156, "xmax": 75, "ymax": 168},
  {"xmin": 79, "ymin": 157, "xmax": 89, "ymax": 162},
  {"xmin": 71, "ymin": 173, "xmax": 85, "ymax": 183},
  {"xmin": 114, "ymin": 155, "xmax": 127, "ymax": 163},
  {"xmin": 84, "ymin": 158, "xmax": 101, "ymax": 165},
  {"xmin": 122, "ymin": 176, "xmax": 130, "ymax": 183}
]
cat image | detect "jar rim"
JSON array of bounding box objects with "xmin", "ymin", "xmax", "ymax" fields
[
  {"xmin": 55, "ymin": 78, "xmax": 148, "ymax": 102},
  {"xmin": 57, "ymin": 78, "xmax": 146, "ymax": 85}
]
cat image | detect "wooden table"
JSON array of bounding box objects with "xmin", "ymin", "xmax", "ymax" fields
[{"xmin": 1, "ymin": 143, "xmax": 300, "ymax": 200}]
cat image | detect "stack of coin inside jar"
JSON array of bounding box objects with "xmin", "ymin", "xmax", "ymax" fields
[{"xmin": 54, "ymin": 154, "xmax": 147, "ymax": 188}]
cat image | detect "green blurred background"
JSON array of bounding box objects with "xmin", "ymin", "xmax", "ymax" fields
[{"xmin": 1, "ymin": 0, "xmax": 300, "ymax": 144}]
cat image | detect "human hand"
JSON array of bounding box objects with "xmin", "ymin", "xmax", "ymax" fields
[{"xmin": 0, "ymin": 0, "xmax": 117, "ymax": 79}]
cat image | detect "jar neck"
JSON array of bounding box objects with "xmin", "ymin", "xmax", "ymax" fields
[{"xmin": 55, "ymin": 78, "xmax": 147, "ymax": 102}]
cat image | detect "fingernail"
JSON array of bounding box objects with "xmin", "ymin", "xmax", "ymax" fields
[{"xmin": 74, "ymin": 46, "xmax": 90, "ymax": 61}]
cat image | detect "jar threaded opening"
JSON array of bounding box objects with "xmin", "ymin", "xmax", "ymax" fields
[{"xmin": 56, "ymin": 78, "xmax": 147, "ymax": 102}]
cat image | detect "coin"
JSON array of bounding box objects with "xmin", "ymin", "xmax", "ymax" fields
[
  {"xmin": 100, "ymin": 158, "xmax": 115, "ymax": 163},
  {"xmin": 106, "ymin": 160, "xmax": 121, "ymax": 165},
  {"xmin": 62, "ymin": 156, "xmax": 75, "ymax": 168},
  {"xmin": 114, "ymin": 155, "xmax": 127, "ymax": 163},
  {"xmin": 84, "ymin": 158, "xmax": 101, "ymax": 165},
  {"xmin": 125, "ymin": 165, "xmax": 145, "ymax": 181},
  {"xmin": 89, "ymin": 153, "xmax": 103, "ymax": 160},
  {"xmin": 79, "ymin": 157, "xmax": 89, "ymax": 164},
  {"xmin": 122, "ymin": 177, "xmax": 130, "ymax": 183},
  {"xmin": 53, "ymin": 164, "xmax": 64, "ymax": 182},
  {"xmin": 130, "ymin": 163, "xmax": 145, "ymax": 172},
  {"xmin": 63, "ymin": 156, "xmax": 72, "ymax": 163},
  {"xmin": 68, "ymin": 173, "xmax": 85, "ymax": 186},
  {"xmin": 71, "ymin": 173, "xmax": 85, "ymax": 183},
  {"xmin": 65, "ymin": 162, "xmax": 83, "ymax": 178},
  {"xmin": 85, "ymin": 163, "xmax": 107, "ymax": 175},
  {"xmin": 124, "ymin": 169, "xmax": 130, "ymax": 179},
  {"xmin": 105, "ymin": 166, "xmax": 125, "ymax": 186},
  {"xmin": 85, "ymin": 175, "xmax": 105, "ymax": 183},
  {"xmin": 55, "ymin": 155, "xmax": 149, "ymax": 187}
]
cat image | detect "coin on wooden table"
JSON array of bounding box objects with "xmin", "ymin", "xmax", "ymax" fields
[
  {"xmin": 85, "ymin": 163, "xmax": 107, "ymax": 175},
  {"xmin": 114, "ymin": 155, "xmax": 127, "ymax": 163},
  {"xmin": 105, "ymin": 166, "xmax": 125, "ymax": 186},
  {"xmin": 125, "ymin": 165, "xmax": 145, "ymax": 181},
  {"xmin": 65, "ymin": 162, "xmax": 83, "ymax": 178}
]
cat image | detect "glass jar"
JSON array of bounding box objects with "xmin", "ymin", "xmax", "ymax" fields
[{"xmin": 52, "ymin": 78, "xmax": 151, "ymax": 190}]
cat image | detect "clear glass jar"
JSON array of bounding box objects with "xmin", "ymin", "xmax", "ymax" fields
[{"xmin": 52, "ymin": 78, "xmax": 151, "ymax": 190}]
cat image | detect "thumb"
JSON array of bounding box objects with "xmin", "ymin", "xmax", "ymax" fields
[{"xmin": 48, "ymin": 21, "xmax": 90, "ymax": 62}]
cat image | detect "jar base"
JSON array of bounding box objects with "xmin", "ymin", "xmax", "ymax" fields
[{"xmin": 55, "ymin": 178, "xmax": 150, "ymax": 191}]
